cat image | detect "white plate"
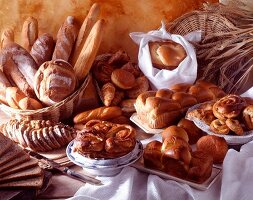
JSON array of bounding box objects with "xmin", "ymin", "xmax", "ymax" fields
[
  {"xmin": 186, "ymin": 103, "xmax": 253, "ymax": 145},
  {"xmin": 131, "ymin": 157, "xmax": 221, "ymax": 191},
  {"xmin": 130, "ymin": 113, "xmax": 163, "ymax": 134},
  {"xmin": 66, "ymin": 140, "xmax": 143, "ymax": 176}
]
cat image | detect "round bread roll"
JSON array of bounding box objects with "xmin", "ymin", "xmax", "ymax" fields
[
  {"xmin": 161, "ymin": 125, "xmax": 189, "ymax": 143},
  {"xmin": 149, "ymin": 40, "xmax": 186, "ymax": 70},
  {"xmin": 177, "ymin": 118, "xmax": 203, "ymax": 144},
  {"xmin": 34, "ymin": 60, "xmax": 77, "ymax": 106},
  {"xmin": 196, "ymin": 135, "xmax": 228, "ymax": 164},
  {"xmin": 111, "ymin": 69, "xmax": 135, "ymax": 89},
  {"xmin": 155, "ymin": 89, "xmax": 174, "ymax": 99}
]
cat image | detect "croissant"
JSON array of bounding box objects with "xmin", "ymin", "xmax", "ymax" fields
[{"xmin": 3, "ymin": 119, "xmax": 76, "ymax": 152}]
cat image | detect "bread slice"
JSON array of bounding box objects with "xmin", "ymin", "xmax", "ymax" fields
[
  {"xmin": 0, "ymin": 173, "xmax": 44, "ymax": 189},
  {"xmin": 0, "ymin": 158, "xmax": 38, "ymax": 177},
  {"xmin": 0, "ymin": 152, "xmax": 30, "ymax": 174},
  {"xmin": 0, "ymin": 165, "xmax": 43, "ymax": 183},
  {"xmin": 0, "ymin": 142, "xmax": 25, "ymax": 166},
  {"xmin": 0, "ymin": 132, "xmax": 13, "ymax": 157}
]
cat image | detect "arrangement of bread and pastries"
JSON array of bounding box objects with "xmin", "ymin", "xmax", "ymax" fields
[{"xmin": 0, "ymin": 0, "xmax": 253, "ymax": 195}]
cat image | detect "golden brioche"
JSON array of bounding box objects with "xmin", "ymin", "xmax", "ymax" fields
[
  {"xmin": 169, "ymin": 83, "xmax": 192, "ymax": 93},
  {"xmin": 177, "ymin": 118, "xmax": 203, "ymax": 145},
  {"xmin": 171, "ymin": 92, "xmax": 197, "ymax": 108},
  {"xmin": 188, "ymin": 85, "xmax": 215, "ymax": 103},
  {"xmin": 196, "ymin": 135, "xmax": 228, "ymax": 164},
  {"xmin": 161, "ymin": 125, "xmax": 189, "ymax": 143}
]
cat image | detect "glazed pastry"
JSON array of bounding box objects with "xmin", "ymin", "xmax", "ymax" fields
[
  {"xmin": 111, "ymin": 69, "xmax": 135, "ymax": 89},
  {"xmin": 188, "ymin": 85, "xmax": 215, "ymax": 103},
  {"xmin": 101, "ymin": 82, "xmax": 116, "ymax": 106},
  {"xmin": 212, "ymin": 94, "xmax": 247, "ymax": 120},
  {"xmin": 243, "ymin": 105, "xmax": 253, "ymax": 130},
  {"xmin": 187, "ymin": 109, "xmax": 216, "ymax": 125},
  {"xmin": 210, "ymin": 119, "xmax": 230, "ymax": 135}
]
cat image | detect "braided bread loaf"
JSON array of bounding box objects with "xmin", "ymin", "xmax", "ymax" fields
[{"xmin": 2, "ymin": 119, "xmax": 76, "ymax": 152}]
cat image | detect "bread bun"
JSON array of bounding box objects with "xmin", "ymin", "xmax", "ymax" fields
[
  {"xmin": 5, "ymin": 87, "xmax": 26, "ymax": 109},
  {"xmin": 188, "ymin": 85, "xmax": 215, "ymax": 103},
  {"xmin": 18, "ymin": 97, "xmax": 43, "ymax": 110},
  {"xmin": 170, "ymin": 83, "xmax": 192, "ymax": 93},
  {"xmin": 196, "ymin": 135, "xmax": 228, "ymax": 164},
  {"xmin": 171, "ymin": 92, "xmax": 197, "ymax": 108},
  {"xmin": 143, "ymin": 141, "xmax": 163, "ymax": 170},
  {"xmin": 149, "ymin": 40, "xmax": 186, "ymax": 70},
  {"xmin": 161, "ymin": 125, "xmax": 189, "ymax": 143},
  {"xmin": 121, "ymin": 62, "xmax": 141, "ymax": 77},
  {"xmin": 111, "ymin": 69, "xmax": 135, "ymax": 89},
  {"xmin": 243, "ymin": 105, "xmax": 253, "ymax": 130},
  {"xmin": 34, "ymin": 60, "xmax": 77, "ymax": 106},
  {"xmin": 177, "ymin": 118, "xmax": 203, "ymax": 144},
  {"xmin": 155, "ymin": 89, "xmax": 174, "ymax": 99}
]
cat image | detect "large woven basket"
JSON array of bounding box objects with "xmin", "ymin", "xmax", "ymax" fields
[
  {"xmin": 166, "ymin": 3, "xmax": 253, "ymax": 94},
  {"xmin": 0, "ymin": 74, "xmax": 93, "ymax": 122}
]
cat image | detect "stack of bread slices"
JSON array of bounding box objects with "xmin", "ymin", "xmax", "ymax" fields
[{"xmin": 0, "ymin": 132, "xmax": 44, "ymax": 189}]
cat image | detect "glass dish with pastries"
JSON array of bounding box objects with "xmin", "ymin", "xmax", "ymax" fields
[
  {"xmin": 67, "ymin": 118, "xmax": 143, "ymax": 176},
  {"xmin": 186, "ymin": 94, "xmax": 253, "ymax": 145}
]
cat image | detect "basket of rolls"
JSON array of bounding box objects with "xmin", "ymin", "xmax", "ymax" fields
[{"xmin": 0, "ymin": 3, "xmax": 104, "ymax": 122}]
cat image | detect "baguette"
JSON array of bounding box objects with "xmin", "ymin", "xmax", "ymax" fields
[
  {"xmin": 30, "ymin": 33, "xmax": 55, "ymax": 66},
  {"xmin": 1, "ymin": 28, "xmax": 14, "ymax": 49},
  {"xmin": 74, "ymin": 19, "xmax": 105, "ymax": 81},
  {"xmin": 21, "ymin": 16, "xmax": 38, "ymax": 51},
  {"xmin": 73, "ymin": 106, "xmax": 122, "ymax": 124},
  {"xmin": 70, "ymin": 3, "xmax": 100, "ymax": 65},
  {"xmin": 0, "ymin": 70, "xmax": 12, "ymax": 104},
  {"xmin": 52, "ymin": 16, "xmax": 78, "ymax": 61}
]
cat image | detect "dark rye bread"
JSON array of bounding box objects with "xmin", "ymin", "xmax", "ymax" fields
[
  {"xmin": 0, "ymin": 142, "xmax": 26, "ymax": 166},
  {"xmin": 0, "ymin": 173, "xmax": 44, "ymax": 189},
  {"xmin": 0, "ymin": 133, "xmax": 13, "ymax": 157},
  {"xmin": 0, "ymin": 152, "xmax": 30, "ymax": 174},
  {"xmin": 0, "ymin": 165, "xmax": 43, "ymax": 183},
  {"xmin": 0, "ymin": 158, "xmax": 38, "ymax": 178}
]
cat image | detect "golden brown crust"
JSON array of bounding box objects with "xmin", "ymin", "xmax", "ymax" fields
[
  {"xmin": 34, "ymin": 60, "xmax": 77, "ymax": 106},
  {"xmin": 126, "ymin": 76, "xmax": 149, "ymax": 98},
  {"xmin": 120, "ymin": 99, "xmax": 136, "ymax": 113},
  {"xmin": 111, "ymin": 69, "xmax": 135, "ymax": 89},
  {"xmin": 172, "ymin": 92, "xmax": 197, "ymax": 108},
  {"xmin": 196, "ymin": 135, "xmax": 228, "ymax": 164},
  {"xmin": 177, "ymin": 118, "xmax": 203, "ymax": 145},
  {"xmin": 210, "ymin": 119, "xmax": 230, "ymax": 135},
  {"xmin": 155, "ymin": 89, "xmax": 174, "ymax": 99},
  {"xmin": 149, "ymin": 40, "xmax": 186, "ymax": 70},
  {"xmin": 73, "ymin": 106, "xmax": 123, "ymax": 124},
  {"xmin": 243, "ymin": 105, "xmax": 253, "ymax": 130},
  {"xmin": 187, "ymin": 109, "xmax": 216, "ymax": 125},
  {"xmin": 212, "ymin": 94, "xmax": 247, "ymax": 120},
  {"xmin": 93, "ymin": 61, "xmax": 114, "ymax": 84},
  {"xmin": 5, "ymin": 87, "xmax": 26, "ymax": 109},
  {"xmin": 18, "ymin": 97, "xmax": 43, "ymax": 110},
  {"xmin": 101, "ymin": 82, "xmax": 116, "ymax": 106},
  {"xmin": 121, "ymin": 62, "xmax": 141, "ymax": 77},
  {"xmin": 161, "ymin": 125, "xmax": 189, "ymax": 143},
  {"xmin": 188, "ymin": 85, "xmax": 215, "ymax": 103},
  {"xmin": 225, "ymin": 118, "xmax": 244, "ymax": 135},
  {"xmin": 169, "ymin": 83, "xmax": 192, "ymax": 93},
  {"xmin": 21, "ymin": 17, "xmax": 38, "ymax": 51}
]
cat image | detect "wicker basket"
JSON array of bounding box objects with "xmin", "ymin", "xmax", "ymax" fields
[
  {"xmin": 0, "ymin": 74, "xmax": 93, "ymax": 122},
  {"xmin": 166, "ymin": 3, "xmax": 253, "ymax": 94}
]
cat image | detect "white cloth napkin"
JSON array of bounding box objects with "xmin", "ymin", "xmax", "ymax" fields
[
  {"xmin": 67, "ymin": 167, "xmax": 196, "ymax": 200},
  {"xmin": 220, "ymin": 141, "xmax": 253, "ymax": 200}
]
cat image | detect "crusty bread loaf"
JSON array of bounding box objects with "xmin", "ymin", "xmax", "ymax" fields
[
  {"xmin": 149, "ymin": 40, "xmax": 186, "ymax": 70},
  {"xmin": 1, "ymin": 28, "xmax": 14, "ymax": 49},
  {"xmin": 0, "ymin": 42, "xmax": 38, "ymax": 97},
  {"xmin": 34, "ymin": 59, "xmax": 77, "ymax": 106},
  {"xmin": 73, "ymin": 106, "xmax": 122, "ymax": 124},
  {"xmin": 30, "ymin": 33, "xmax": 55, "ymax": 66},
  {"xmin": 21, "ymin": 16, "xmax": 38, "ymax": 51},
  {"xmin": 74, "ymin": 19, "xmax": 105, "ymax": 81},
  {"xmin": 52, "ymin": 16, "xmax": 78, "ymax": 61},
  {"xmin": 70, "ymin": 3, "xmax": 100, "ymax": 65},
  {"xmin": 0, "ymin": 143, "xmax": 25, "ymax": 166}
]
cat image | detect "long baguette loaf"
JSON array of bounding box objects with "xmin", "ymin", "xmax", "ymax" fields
[
  {"xmin": 0, "ymin": 28, "xmax": 14, "ymax": 49},
  {"xmin": 70, "ymin": 3, "xmax": 100, "ymax": 66},
  {"xmin": 30, "ymin": 33, "xmax": 55, "ymax": 66},
  {"xmin": 52, "ymin": 16, "xmax": 78, "ymax": 61},
  {"xmin": 21, "ymin": 16, "xmax": 38, "ymax": 51},
  {"xmin": 74, "ymin": 19, "xmax": 105, "ymax": 81},
  {"xmin": 73, "ymin": 106, "xmax": 122, "ymax": 124}
]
